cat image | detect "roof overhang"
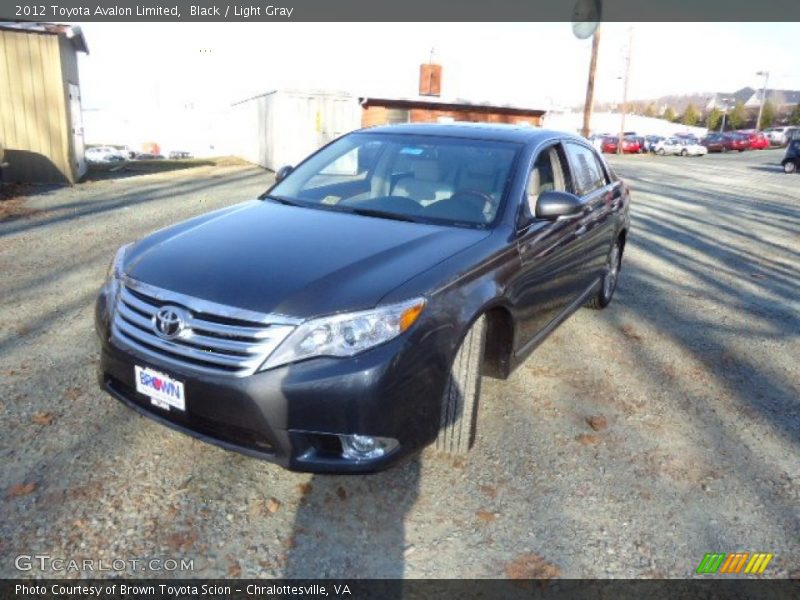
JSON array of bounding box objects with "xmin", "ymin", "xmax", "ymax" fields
[
  {"xmin": 0, "ymin": 21, "xmax": 89, "ymax": 54},
  {"xmin": 359, "ymin": 96, "xmax": 546, "ymax": 117}
]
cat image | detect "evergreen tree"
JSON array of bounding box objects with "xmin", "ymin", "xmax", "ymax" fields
[
  {"xmin": 758, "ymin": 101, "xmax": 775, "ymax": 129},
  {"xmin": 787, "ymin": 103, "xmax": 800, "ymax": 126},
  {"xmin": 681, "ymin": 104, "xmax": 700, "ymax": 127},
  {"xmin": 728, "ymin": 101, "xmax": 747, "ymax": 129},
  {"xmin": 706, "ymin": 107, "xmax": 723, "ymax": 130}
]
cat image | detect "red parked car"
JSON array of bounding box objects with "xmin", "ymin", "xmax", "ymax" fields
[
  {"xmin": 738, "ymin": 131, "xmax": 769, "ymax": 150},
  {"xmin": 723, "ymin": 134, "xmax": 751, "ymax": 152},
  {"xmin": 601, "ymin": 136, "xmax": 640, "ymax": 154}
]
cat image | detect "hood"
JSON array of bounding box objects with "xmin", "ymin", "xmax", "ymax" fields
[{"xmin": 125, "ymin": 200, "xmax": 489, "ymax": 318}]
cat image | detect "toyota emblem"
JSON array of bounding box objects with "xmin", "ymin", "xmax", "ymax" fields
[{"xmin": 153, "ymin": 306, "xmax": 186, "ymax": 339}]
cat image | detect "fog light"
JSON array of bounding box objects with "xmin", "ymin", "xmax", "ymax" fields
[{"xmin": 340, "ymin": 434, "xmax": 398, "ymax": 461}]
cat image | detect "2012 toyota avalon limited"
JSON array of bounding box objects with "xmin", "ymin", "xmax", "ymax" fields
[{"xmin": 95, "ymin": 123, "xmax": 631, "ymax": 473}]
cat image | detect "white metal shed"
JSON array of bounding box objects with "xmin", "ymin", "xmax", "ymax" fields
[{"xmin": 229, "ymin": 89, "xmax": 362, "ymax": 172}]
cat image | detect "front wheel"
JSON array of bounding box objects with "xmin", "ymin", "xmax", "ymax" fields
[
  {"xmin": 681, "ymin": 149, "xmax": 688, "ymax": 156},
  {"xmin": 586, "ymin": 239, "xmax": 622, "ymax": 310},
  {"xmin": 785, "ymin": 161, "xmax": 798, "ymax": 174},
  {"xmin": 435, "ymin": 315, "xmax": 487, "ymax": 455},
  {"xmin": 656, "ymin": 149, "xmax": 665, "ymax": 156}
]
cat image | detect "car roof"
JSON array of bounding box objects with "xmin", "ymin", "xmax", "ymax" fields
[{"xmin": 360, "ymin": 122, "xmax": 581, "ymax": 145}]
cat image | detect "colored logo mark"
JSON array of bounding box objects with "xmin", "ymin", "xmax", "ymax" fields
[{"xmin": 696, "ymin": 552, "xmax": 774, "ymax": 575}]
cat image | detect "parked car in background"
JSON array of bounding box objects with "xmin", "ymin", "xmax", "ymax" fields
[
  {"xmin": 645, "ymin": 135, "xmax": 664, "ymax": 153},
  {"xmin": 782, "ymin": 137, "xmax": 800, "ymax": 173},
  {"xmin": 95, "ymin": 123, "xmax": 631, "ymax": 473},
  {"xmin": 675, "ymin": 133, "xmax": 700, "ymax": 143},
  {"xmin": 601, "ymin": 136, "xmax": 640, "ymax": 154},
  {"xmin": 723, "ymin": 133, "xmax": 751, "ymax": 152},
  {"xmin": 85, "ymin": 146, "xmax": 126, "ymax": 164},
  {"xmin": 738, "ymin": 130, "xmax": 769, "ymax": 150},
  {"xmin": 655, "ymin": 137, "xmax": 707, "ymax": 156},
  {"xmin": 630, "ymin": 135, "xmax": 647, "ymax": 153},
  {"xmin": 701, "ymin": 133, "xmax": 728, "ymax": 153},
  {"xmin": 169, "ymin": 151, "xmax": 194, "ymax": 160},
  {"xmin": 764, "ymin": 126, "xmax": 800, "ymax": 147}
]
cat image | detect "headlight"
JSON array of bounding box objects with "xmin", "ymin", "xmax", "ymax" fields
[
  {"xmin": 261, "ymin": 297, "xmax": 425, "ymax": 370},
  {"xmin": 104, "ymin": 243, "xmax": 132, "ymax": 312}
]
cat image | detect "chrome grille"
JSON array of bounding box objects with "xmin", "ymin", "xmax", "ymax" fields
[{"xmin": 111, "ymin": 277, "xmax": 298, "ymax": 377}]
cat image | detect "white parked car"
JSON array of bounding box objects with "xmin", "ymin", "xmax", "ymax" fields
[
  {"xmin": 764, "ymin": 126, "xmax": 799, "ymax": 147},
  {"xmin": 655, "ymin": 137, "xmax": 707, "ymax": 157},
  {"xmin": 85, "ymin": 146, "xmax": 126, "ymax": 163}
]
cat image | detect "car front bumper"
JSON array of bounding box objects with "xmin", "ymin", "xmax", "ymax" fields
[{"xmin": 95, "ymin": 297, "xmax": 450, "ymax": 473}]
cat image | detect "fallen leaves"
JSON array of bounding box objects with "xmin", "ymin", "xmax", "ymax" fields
[
  {"xmin": 336, "ymin": 486, "xmax": 348, "ymax": 501},
  {"xmin": 266, "ymin": 498, "xmax": 281, "ymax": 514},
  {"xmin": 476, "ymin": 509, "xmax": 496, "ymax": 523},
  {"xmin": 7, "ymin": 482, "xmax": 37, "ymax": 498},
  {"xmin": 227, "ymin": 559, "xmax": 241, "ymax": 578},
  {"xmin": 479, "ymin": 484, "xmax": 498, "ymax": 499},
  {"xmin": 0, "ymin": 196, "xmax": 41, "ymax": 223},
  {"xmin": 165, "ymin": 531, "xmax": 197, "ymax": 551},
  {"xmin": 32, "ymin": 412, "xmax": 54, "ymax": 426},
  {"xmin": 575, "ymin": 433, "xmax": 601, "ymax": 445},
  {"xmin": 296, "ymin": 482, "xmax": 313, "ymax": 498},
  {"xmin": 505, "ymin": 553, "xmax": 561, "ymax": 579},
  {"xmin": 586, "ymin": 415, "xmax": 608, "ymax": 431}
]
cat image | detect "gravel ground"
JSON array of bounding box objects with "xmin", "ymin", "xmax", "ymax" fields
[{"xmin": 0, "ymin": 150, "xmax": 798, "ymax": 579}]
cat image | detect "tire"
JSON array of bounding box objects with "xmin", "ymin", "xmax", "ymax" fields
[
  {"xmin": 656, "ymin": 149, "xmax": 665, "ymax": 156},
  {"xmin": 586, "ymin": 238, "xmax": 623, "ymax": 310},
  {"xmin": 680, "ymin": 149, "xmax": 688, "ymax": 156},
  {"xmin": 722, "ymin": 146, "xmax": 728, "ymax": 153},
  {"xmin": 435, "ymin": 315, "xmax": 487, "ymax": 455},
  {"xmin": 785, "ymin": 162, "xmax": 797, "ymax": 174}
]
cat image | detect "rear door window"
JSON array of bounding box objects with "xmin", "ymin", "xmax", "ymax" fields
[{"xmin": 564, "ymin": 142, "xmax": 607, "ymax": 196}]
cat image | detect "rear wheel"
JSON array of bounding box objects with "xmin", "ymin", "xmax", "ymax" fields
[
  {"xmin": 435, "ymin": 315, "xmax": 487, "ymax": 455},
  {"xmin": 785, "ymin": 161, "xmax": 798, "ymax": 174},
  {"xmin": 656, "ymin": 149, "xmax": 665, "ymax": 156},
  {"xmin": 680, "ymin": 149, "xmax": 688, "ymax": 156},
  {"xmin": 586, "ymin": 238, "xmax": 622, "ymax": 310}
]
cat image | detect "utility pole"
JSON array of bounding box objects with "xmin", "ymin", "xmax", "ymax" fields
[
  {"xmin": 617, "ymin": 27, "xmax": 633, "ymax": 155},
  {"xmin": 581, "ymin": 26, "xmax": 602, "ymax": 138},
  {"xmin": 719, "ymin": 97, "xmax": 732, "ymax": 132},
  {"xmin": 756, "ymin": 70, "xmax": 770, "ymax": 130}
]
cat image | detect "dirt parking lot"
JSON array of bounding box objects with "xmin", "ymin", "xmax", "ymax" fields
[{"xmin": 1, "ymin": 149, "xmax": 798, "ymax": 579}]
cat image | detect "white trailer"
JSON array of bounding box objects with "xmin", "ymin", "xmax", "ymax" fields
[{"xmin": 229, "ymin": 90, "xmax": 362, "ymax": 172}]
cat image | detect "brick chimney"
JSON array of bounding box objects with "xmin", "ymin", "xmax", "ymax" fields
[{"xmin": 419, "ymin": 63, "xmax": 442, "ymax": 97}]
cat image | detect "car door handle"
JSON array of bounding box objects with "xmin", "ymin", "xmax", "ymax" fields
[{"xmin": 575, "ymin": 224, "xmax": 588, "ymax": 236}]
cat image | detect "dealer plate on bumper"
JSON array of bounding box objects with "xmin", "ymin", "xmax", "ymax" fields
[{"xmin": 134, "ymin": 365, "xmax": 185, "ymax": 412}]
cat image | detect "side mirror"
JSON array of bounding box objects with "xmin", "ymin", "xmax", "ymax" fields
[
  {"xmin": 535, "ymin": 190, "xmax": 584, "ymax": 220},
  {"xmin": 275, "ymin": 165, "xmax": 293, "ymax": 183}
]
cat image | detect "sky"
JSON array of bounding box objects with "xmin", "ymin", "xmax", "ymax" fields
[{"xmin": 76, "ymin": 22, "xmax": 800, "ymax": 113}]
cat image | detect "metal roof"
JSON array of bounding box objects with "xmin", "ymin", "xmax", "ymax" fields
[
  {"xmin": 0, "ymin": 21, "xmax": 89, "ymax": 53},
  {"xmin": 360, "ymin": 95, "xmax": 546, "ymax": 116}
]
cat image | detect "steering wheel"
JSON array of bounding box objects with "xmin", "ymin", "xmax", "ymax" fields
[{"xmin": 450, "ymin": 189, "xmax": 495, "ymax": 214}]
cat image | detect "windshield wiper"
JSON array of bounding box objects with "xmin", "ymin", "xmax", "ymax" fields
[
  {"xmin": 259, "ymin": 193, "xmax": 304, "ymax": 207},
  {"xmin": 346, "ymin": 207, "xmax": 422, "ymax": 223}
]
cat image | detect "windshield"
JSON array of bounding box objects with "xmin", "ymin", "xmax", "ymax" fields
[{"xmin": 268, "ymin": 132, "xmax": 521, "ymax": 227}]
